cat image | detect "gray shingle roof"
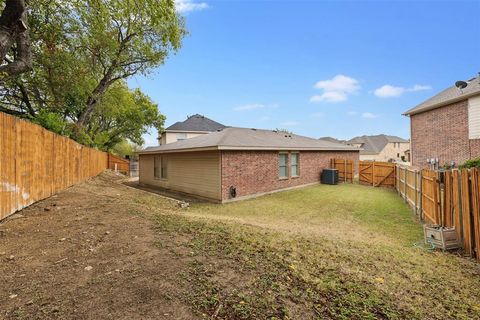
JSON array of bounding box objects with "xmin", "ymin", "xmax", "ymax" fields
[
  {"xmin": 140, "ymin": 127, "xmax": 360, "ymax": 154},
  {"xmin": 404, "ymin": 75, "xmax": 480, "ymax": 116},
  {"xmin": 346, "ymin": 135, "xmax": 408, "ymax": 155},
  {"xmin": 165, "ymin": 114, "xmax": 227, "ymax": 132},
  {"xmin": 318, "ymin": 136, "xmax": 345, "ymax": 144}
]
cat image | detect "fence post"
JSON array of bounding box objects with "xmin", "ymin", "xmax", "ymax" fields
[
  {"xmin": 419, "ymin": 170, "xmax": 423, "ymax": 221},
  {"xmin": 372, "ymin": 162, "xmax": 375, "ymax": 186},
  {"xmin": 414, "ymin": 169, "xmax": 418, "ymax": 216},
  {"xmin": 351, "ymin": 161, "xmax": 354, "ymax": 183}
]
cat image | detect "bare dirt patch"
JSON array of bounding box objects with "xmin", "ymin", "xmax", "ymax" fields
[
  {"xmin": 2, "ymin": 173, "xmax": 480, "ymax": 319},
  {"xmin": 0, "ymin": 172, "xmax": 195, "ymax": 320}
]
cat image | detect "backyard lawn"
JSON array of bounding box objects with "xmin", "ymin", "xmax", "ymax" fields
[
  {"xmin": 174, "ymin": 184, "xmax": 480, "ymax": 319},
  {"xmin": 1, "ymin": 174, "xmax": 480, "ymax": 319}
]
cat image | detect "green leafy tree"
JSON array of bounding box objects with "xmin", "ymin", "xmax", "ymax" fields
[
  {"xmin": 0, "ymin": 0, "xmax": 185, "ymax": 150},
  {"xmin": 87, "ymin": 81, "xmax": 165, "ymax": 150}
]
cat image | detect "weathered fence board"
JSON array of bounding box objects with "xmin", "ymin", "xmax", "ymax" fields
[
  {"xmin": 395, "ymin": 164, "xmax": 480, "ymax": 260},
  {"xmin": 421, "ymin": 170, "xmax": 441, "ymax": 225},
  {"xmin": 330, "ymin": 159, "xmax": 354, "ymax": 183},
  {"xmin": 0, "ymin": 112, "xmax": 108, "ymax": 220},
  {"xmin": 108, "ymin": 154, "xmax": 130, "ymax": 175},
  {"xmin": 359, "ymin": 161, "xmax": 395, "ymax": 187},
  {"xmin": 396, "ymin": 165, "xmax": 422, "ymax": 216}
]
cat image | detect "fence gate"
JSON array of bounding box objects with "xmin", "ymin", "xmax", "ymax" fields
[
  {"xmin": 330, "ymin": 159, "xmax": 354, "ymax": 183},
  {"xmin": 359, "ymin": 161, "xmax": 395, "ymax": 187}
]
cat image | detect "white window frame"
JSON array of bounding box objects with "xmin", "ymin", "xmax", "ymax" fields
[
  {"xmin": 279, "ymin": 152, "xmax": 288, "ymax": 179},
  {"xmin": 468, "ymin": 96, "xmax": 480, "ymax": 139},
  {"xmin": 291, "ymin": 152, "xmax": 299, "ymax": 177},
  {"xmin": 154, "ymin": 155, "xmax": 167, "ymax": 180},
  {"xmin": 176, "ymin": 133, "xmax": 188, "ymax": 141}
]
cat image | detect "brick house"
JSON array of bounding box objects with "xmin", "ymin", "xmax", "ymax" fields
[
  {"xmin": 139, "ymin": 127, "xmax": 359, "ymax": 202},
  {"xmin": 404, "ymin": 75, "xmax": 480, "ymax": 168}
]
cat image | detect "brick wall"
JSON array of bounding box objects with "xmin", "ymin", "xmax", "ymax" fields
[
  {"xmin": 410, "ymin": 100, "xmax": 471, "ymax": 168},
  {"xmin": 470, "ymin": 139, "xmax": 480, "ymax": 159},
  {"xmin": 221, "ymin": 150, "xmax": 359, "ymax": 201}
]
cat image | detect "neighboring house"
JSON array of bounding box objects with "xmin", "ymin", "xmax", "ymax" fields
[
  {"xmin": 139, "ymin": 127, "xmax": 359, "ymax": 202},
  {"xmin": 158, "ymin": 114, "xmax": 227, "ymax": 145},
  {"xmin": 345, "ymin": 135, "xmax": 410, "ymax": 162},
  {"xmin": 319, "ymin": 136, "xmax": 345, "ymax": 144},
  {"xmin": 404, "ymin": 75, "xmax": 480, "ymax": 168}
]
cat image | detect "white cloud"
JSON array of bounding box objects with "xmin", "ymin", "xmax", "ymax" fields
[
  {"xmin": 374, "ymin": 84, "xmax": 431, "ymax": 98},
  {"xmin": 310, "ymin": 74, "xmax": 360, "ymax": 103},
  {"xmin": 280, "ymin": 121, "xmax": 300, "ymax": 126},
  {"xmin": 175, "ymin": 0, "xmax": 209, "ymax": 13},
  {"xmin": 362, "ymin": 112, "xmax": 378, "ymax": 119},
  {"xmin": 310, "ymin": 91, "xmax": 347, "ymax": 103},
  {"xmin": 234, "ymin": 103, "xmax": 278, "ymax": 111},
  {"xmin": 347, "ymin": 111, "xmax": 358, "ymax": 116},
  {"xmin": 314, "ymin": 75, "xmax": 360, "ymax": 93},
  {"xmin": 374, "ymin": 85, "xmax": 405, "ymax": 98}
]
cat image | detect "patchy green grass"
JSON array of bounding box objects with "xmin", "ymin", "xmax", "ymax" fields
[
  {"xmin": 150, "ymin": 184, "xmax": 480, "ymax": 319},
  {"xmin": 190, "ymin": 184, "xmax": 422, "ymax": 246}
]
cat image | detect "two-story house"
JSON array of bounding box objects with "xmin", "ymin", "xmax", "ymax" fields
[
  {"xmin": 403, "ymin": 75, "xmax": 480, "ymax": 168},
  {"xmin": 158, "ymin": 114, "xmax": 227, "ymax": 145},
  {"xmin": 345, "ymin": 135, "xmax": 410, "ymax": 162}
]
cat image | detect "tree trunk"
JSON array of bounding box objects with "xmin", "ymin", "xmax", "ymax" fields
[{"xmin": 0, "ymin": 0, "xmax": 32, "ymax": 78}]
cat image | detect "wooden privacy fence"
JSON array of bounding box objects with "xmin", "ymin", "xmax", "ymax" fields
[
  {"xmin": 0, "ymin": 112, "xmax": 108, "ymax": 220},
  {"xmin": 396, "ymin": 165, "xmax": 480, "ymax": 260},
  {"xmin": 359, "ymin": 161, "xmax": 396, "ymax": 187},
  {"xmin": 108, "ymin": 154, "xmax": 130, "ymax": 176},
  {"xmin": 330, "ymin": 159, "xmax": 354, "ymax": 183},
  {"xmin": 396, "ymin": 166, "xmax": 422, "ymax": 215}
]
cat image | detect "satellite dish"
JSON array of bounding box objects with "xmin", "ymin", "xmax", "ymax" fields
[{"xmin": 455, "ymin": 80, "xmax": 468, "ymax": 90}]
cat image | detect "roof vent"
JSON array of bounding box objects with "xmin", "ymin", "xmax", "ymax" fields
[
  {"xmin": 251, "ymin": 128, "xmax": 257, "ymax": 131},
  {"xmin": 455, "ymin": 80, "xmax": 468, "ymax": 93}
]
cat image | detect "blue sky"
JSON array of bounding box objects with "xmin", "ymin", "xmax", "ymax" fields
[{"xmin": 130, "ymin": 0, "xmax": 480, "ymax": 146}]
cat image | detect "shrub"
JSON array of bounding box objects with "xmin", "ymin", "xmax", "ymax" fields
[{"xmin": 459, "ymin": 157, "xmax": 480, "ymax": 169}]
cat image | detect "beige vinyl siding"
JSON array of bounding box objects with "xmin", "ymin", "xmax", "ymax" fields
[
  {"xmin": 139, "ymin": 151, "xmax": 221, "ymax": 201},
  {"xmin": 468, "ymin": 95, "xmax": 480, "ymax": 139}
]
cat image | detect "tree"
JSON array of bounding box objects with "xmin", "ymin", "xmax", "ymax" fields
[
  {"xmin": 87, "ymin": 81, "xmax": 165, "ymax": 150},
  {"xmin": 72, "ymin": 0, "xmax": 185, "ymax": 128},
  {"xmin": 0, "ymin": 0, "xmax": 185, "ymax": 150},
  {"xmin": 0, "ymin": 0, "xmax": 32, "ymax": 78},
  {"xmin": 111, "ymin": 140, "xmax": 142, "ymax": 160}
]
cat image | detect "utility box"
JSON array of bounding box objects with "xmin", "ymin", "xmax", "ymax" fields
[
  {"xmin": 321, "ymin": 169, "xmax": 339, "ymax": 185},
  {"xmin": 424, "ymin": 225, "xmax": 460, "ymax": 251}
]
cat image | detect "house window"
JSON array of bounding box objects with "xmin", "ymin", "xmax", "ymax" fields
[
  {"xmin": 397, "ymin": 153, "xmax": 400, "ymax": 158},
  {"xmin": 154, "ymin": 155, "xmax": 167, "ymax": 179},
  {"xmin": 176, "ymin": 133, "xmax": 188, "ymax": 141},
  {"xmin": 291, "ymin": 152, "xmax": 299, "ymax": 177},
  {"xmin": 279, "ymin": 153, "xmax": 288, "ymax": 178}
]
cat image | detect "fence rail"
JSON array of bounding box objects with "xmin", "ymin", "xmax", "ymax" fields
[
  {"xmin": 0, "ymin": 112, "xmax": 108, "ymax": 220},
  {"xmin": 359, "ymin": 161, "xmax": 396, "ymax": 187},
  {"xmin": 330, "ymin": 159, "xmax": 354, "ymax": 183},
  {"xmin": 395, "ymin": 165, "xmax": 480, "ymax": 260},
  {"xmin": 108, "ymin": 154, "xmax": 130, "ymax": 175},
  {"xmin": 331, "ymin": 158, "xmax": 480, "ymax": 260}
]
